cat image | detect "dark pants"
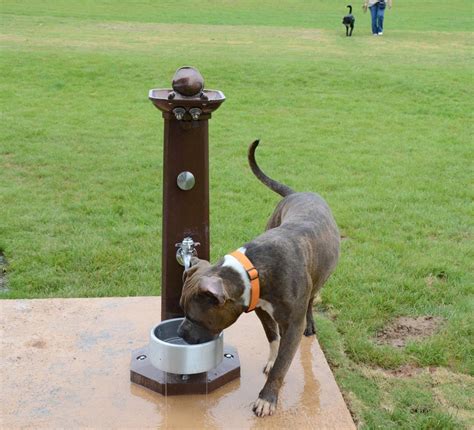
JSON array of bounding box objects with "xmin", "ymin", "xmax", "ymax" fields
[{"xmin": 370, "ymin": 4, "xmax": 386, "ymax": 34}]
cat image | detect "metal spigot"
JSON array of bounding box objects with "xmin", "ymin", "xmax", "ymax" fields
[
  {"xmin": 175, "ymin": 237, "xmax": 200, "ymax": 271},
  {"xmin": 189, "ymin": 107, "xmax": 202, "ymax": 121},
  {"xmin": 172, "ymin": 107, "xmax": 186, "ymax": 120}
]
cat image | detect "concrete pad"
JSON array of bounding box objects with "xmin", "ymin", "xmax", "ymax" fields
[{"xmin": 0, "ymin": 297, "xmax": 355, "ymax": 429}]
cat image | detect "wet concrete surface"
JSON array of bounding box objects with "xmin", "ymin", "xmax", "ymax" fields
[{"xmin": 0, "ymin": 297, "xmax": 355, "ymax": 429}]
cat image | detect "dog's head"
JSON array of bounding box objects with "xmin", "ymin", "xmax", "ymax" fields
[{"xmin": 178, "ymin": 257, "xmax": 243, "ymax": 344}]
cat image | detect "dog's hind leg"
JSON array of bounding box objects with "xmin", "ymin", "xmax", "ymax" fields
[
  {"xmin": 256, "ymin": 307, "xmax": 280, "ymax": 375},
  {"xmin": 304, "ymin": 296, "xmax": 316, "ymax": 336},
  {"xmin": 349, "ymin": 24, "xmax": 354, "ymax": 36}
]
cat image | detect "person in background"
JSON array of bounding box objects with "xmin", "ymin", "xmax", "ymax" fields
[{"xmin": 363, "ymin": 0, "xmax": 393, "ymax": 36}]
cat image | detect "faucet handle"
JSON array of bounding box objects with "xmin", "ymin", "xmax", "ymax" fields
[
  {"xmin": 175, "ymin": 237, "xmax": 200, "ymax": 268},
  {"xmin": 172, "ymin": 107, "xmax": 186, "ymax": 120},
  {"xmin": 175, "ymin": 237, "xmax": 199, "ymax": 249},
  {"xmin": 189, "ymin": 107, "xmax": 202, "ymax": 121}
]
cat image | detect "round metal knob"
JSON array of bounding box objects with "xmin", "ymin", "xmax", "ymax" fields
[{"xmin": 177, "ymin": 171, "xmax": 195, "ymax": 191}]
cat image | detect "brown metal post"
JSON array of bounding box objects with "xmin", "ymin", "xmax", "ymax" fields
[
  {"xmin": 149, "ymin": 67, "xmax": 225, "ymax": 321},
  {"xmin": 131, "ymin": 68, "xmax": 240, "ymax": 395}
]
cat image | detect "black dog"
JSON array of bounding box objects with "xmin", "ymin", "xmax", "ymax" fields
[{"xmin": 342, "ymin": 5, "xmax": 355, "ymax": 36}]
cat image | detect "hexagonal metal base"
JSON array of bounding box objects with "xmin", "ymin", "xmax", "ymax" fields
[{"xmin": 130, "ymin": 344, "xmax": 240, "ymax": 395}]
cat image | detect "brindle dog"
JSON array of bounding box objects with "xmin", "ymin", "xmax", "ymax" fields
[{"xmin": 178, "ymin": 140, "xmax": 340, "ymax": 417}]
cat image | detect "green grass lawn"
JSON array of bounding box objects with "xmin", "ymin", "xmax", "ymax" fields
[{"xmin": 1, "ymin": 1, "xmax": 473, "ymax": 428}]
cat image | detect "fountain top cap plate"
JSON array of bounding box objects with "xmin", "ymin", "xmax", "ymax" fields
[
  {"xmin": 149, "ymin": 65, "xmax": 225, "ymax": 116},
  {"xmin": 148, "ymin": 88, "xmax": 225, "ymax": 115}
]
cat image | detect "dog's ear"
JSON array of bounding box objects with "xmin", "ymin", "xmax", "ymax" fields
[
  {"xmin": 180, "ymin": 258, "xmax": 211, "ymax": 310},
  {"xmin": 198, "ymin": 277, "xmax": 228, "ymax": 306},
  {"xmin": 182, "ymin": 257, "xmax": 210, "ymax": 283}
]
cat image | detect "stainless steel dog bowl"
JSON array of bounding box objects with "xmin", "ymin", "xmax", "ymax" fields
[{"xmin": 149, "ymin": 318, "xmax": 224, "ymax": 374}]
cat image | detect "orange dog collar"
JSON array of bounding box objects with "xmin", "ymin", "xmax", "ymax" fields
[{"xmin": 229, "ymin": 250, "xmax": 260, "ymax": 312}]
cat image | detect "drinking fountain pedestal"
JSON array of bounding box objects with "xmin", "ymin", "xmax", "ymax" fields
[{"xmin": 130, "ymin": 66, "xmax": 240, "ymax": 395}]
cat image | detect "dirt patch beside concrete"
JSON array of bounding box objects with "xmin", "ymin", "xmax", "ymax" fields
[
  {"xmin": 385, "ymin": 364, "xmax": 424, "ymax": 378},
  {"xmin": 376, "ymin": 316, "xmax": 443, "ymax": 348},
  {"xmin": 0, "ymin": 251, "xmax": 8, "ymax": 292}
]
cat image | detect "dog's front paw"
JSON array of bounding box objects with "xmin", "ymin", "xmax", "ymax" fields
[{"xmin": 252, "ymin": 397, "xmax": 276, "ymax": 417}]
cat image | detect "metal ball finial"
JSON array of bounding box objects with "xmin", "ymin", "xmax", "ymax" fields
[{"xmin": 172, "ymin": 66, "xmax": 204, "ymax": 97}]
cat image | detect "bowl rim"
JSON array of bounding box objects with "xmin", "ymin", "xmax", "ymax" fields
[{"xmin": 149, "ymin": 317, "xmax": 223, "ymax": 349}]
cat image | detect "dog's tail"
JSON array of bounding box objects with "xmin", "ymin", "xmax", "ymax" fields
[
  {"xmin": 248, "ymin": 140, "xmax": 295, "ymax": 197},
  {"xmin": 347, "ymin": 5, "xmax": 353, "ymax": 14}
]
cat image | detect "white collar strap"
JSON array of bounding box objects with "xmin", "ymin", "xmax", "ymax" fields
[{"xmin": 222, "ymin": 247, "xmax": 251, "ymax": 309}]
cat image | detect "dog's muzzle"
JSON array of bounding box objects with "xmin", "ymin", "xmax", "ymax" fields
[{"xmin": 177, "ymin": 317, "xmax": 218, "ymax": 345}]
